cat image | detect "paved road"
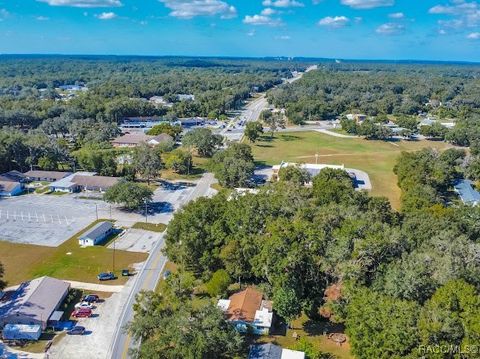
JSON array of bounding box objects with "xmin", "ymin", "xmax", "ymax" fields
[
  {"xmin": 221, "ymin": 65, "xmax": 317, "ymax": 142},
  {"xmin": 110, "ymin": 173, "xmax": 217, "ymax": 359}
]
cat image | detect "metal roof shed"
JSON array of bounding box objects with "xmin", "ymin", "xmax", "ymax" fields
[{"xmin": 2, "ymin": 324, "xmax": 42, "ymax": 341}]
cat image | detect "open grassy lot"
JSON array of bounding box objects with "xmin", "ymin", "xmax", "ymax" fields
[
  {"xmin": 132, "ymin": 222, "xmax": 167, "ymax": 232},
  {"xmin": 0, "ymin": 219, "xmax": 148, "ymax": 286},
  {"xmin": 252, "ymin": 132, "xmax": 451, "ymax": 208}
]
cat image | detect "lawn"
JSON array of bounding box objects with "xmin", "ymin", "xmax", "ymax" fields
[
  {"xmin": 251, "ymin": 132, "xmax": 451, "ymax": 208},
  {"xmin": 132, "ymin": 222, "xmax": 167, "ymax": 232},
  {"xmin": 0, "ymin": 219, "xmax": 148, "ymax": 286}
]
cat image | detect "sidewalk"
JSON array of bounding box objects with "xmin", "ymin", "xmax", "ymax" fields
[
  {"xmin": 314, "ymin": 129, "xmax": 359, "ymax": 138},
  {"xmin": 65, "ymin": 280, "xmax": 124, "ymax": 293}
]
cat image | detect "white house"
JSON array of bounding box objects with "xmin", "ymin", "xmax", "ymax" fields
[{"xmin": 78, "ymin": 221, "xmax": 115, "ymax": 246}]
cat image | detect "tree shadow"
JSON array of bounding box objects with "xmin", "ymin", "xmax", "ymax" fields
[
  {"xmin": 279, "ymin": 134, "xmax": 301, "ymax": 142},
  {"xmin": 303, "ymin": 319, "xmax": 346, "ymax": 336}
]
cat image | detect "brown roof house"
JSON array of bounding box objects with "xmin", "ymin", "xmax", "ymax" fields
[
  {"xmin": 217, "ymin": 287, "xmax": 273, "ymax": 335},
  {"xmin": 111, "ymin": 133, "xmax": 173, "ymax": 148},
  {"xmin": 49, "ymin": 172, "xmax": 121, "ymax": 193}
]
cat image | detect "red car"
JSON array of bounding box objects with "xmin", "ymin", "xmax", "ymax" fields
[{"xmin": 72, "ymin": 308, "xmax": 92, "ymax": 318}]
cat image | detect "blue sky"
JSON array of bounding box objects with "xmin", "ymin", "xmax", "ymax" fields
[{"xmin": 0, "ymin": 0, "xmax": 479, "ymax": 61}]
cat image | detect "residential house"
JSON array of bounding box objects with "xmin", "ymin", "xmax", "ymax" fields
[
  {"xmin": 248, "ymin": 344, "xmax": 305, "ymax": 359},
  {"xmin": 111, "ymin": 133, "xmax": 173, "ymax": 148},
  {"xmin": 24, "ymin": 170, "xmax": 72, "ymax": 182},
  {"xmin": 0, "ymin": 276, "xmax": 70, "ymax": 330},
  {"xmin": 0, "ymin": 179, "xmax": 23, "ymax": 197},
  {"xmin": 217, "ymin": 287, "xmax": 273, "ymax": 335},
  {"xmin": 454, "ymin": 179, "xmax": 480, "ymax": 206},
  {"xmin": 78, "ymin": 221, "xmax": 115, "ymax": 246},
  {"xmin": 177, "ymin": 94, "xmax": 195, "ymax": 101},
  {"xmin": 346, "ymin": 113, "xmax": 367, "ymax": 123}
]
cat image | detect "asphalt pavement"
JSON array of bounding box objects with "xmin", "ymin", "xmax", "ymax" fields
[{"xmin": 109, "ymin": 173, "xmax": 217, "ymax": 359}]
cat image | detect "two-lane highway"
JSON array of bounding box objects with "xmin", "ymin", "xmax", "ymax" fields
[{"xmin": 109, "ymin": 173, "xmax": 217, "ymax": 359}]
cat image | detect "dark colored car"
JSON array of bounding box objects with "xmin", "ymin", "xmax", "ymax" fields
[
  {"xmin": 121, "ymin": 269, "xmax": 130, "ymax": 277},
  {"xmin": 72, "ymin": 308, "xmax": 92, "ymax": 318},
  {"xmin": 97, "ymin": 272, "xmax": 117, "ymax": 281},
  {"xmin": 67, "ymin": 326, "xmax": 86, "ymax": 335},
  {"xmin": 162, "ymin": 270, "xmax": 172, "ymax": 280},
  {"xmin": 83, "ymin": 294, "xmax": 100, "ymax": 303}
]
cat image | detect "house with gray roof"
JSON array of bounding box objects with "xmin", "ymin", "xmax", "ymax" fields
[
  {"xmin": 79, "ymin": 221, "xmax": 115, "ymax": 246},
  {"xmin": 0, "ymin": 276, "xmax": 70, "ymax": 330},
  {"xmin": 454, "ymin": 179, "xmax": 480, "ymax": 206}
]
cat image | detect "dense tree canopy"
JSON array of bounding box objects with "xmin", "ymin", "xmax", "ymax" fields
[
  {"xmin": 210, "ymin": 143, "xmax": 255, "ymax": 188},
  {"xmin": 104, "ymin": 181, "xmax": 153, "ymax": 210}
]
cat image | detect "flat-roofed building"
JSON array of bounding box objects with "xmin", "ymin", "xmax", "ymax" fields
[{"xmin": 0, "ymin": 277, "xmax": 70, "ymax": 330}]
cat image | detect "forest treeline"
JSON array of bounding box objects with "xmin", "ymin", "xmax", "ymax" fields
[
  {"xmin": 267, "ymin": 64, "xmax": 480, "ymax": 124},
  {"xmin": 0, "ymin": 56, "xmax": 307, "ymax": 128}
]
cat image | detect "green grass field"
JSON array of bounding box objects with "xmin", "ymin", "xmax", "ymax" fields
[
  {"xmin": 0, "ymin": 219, "xmax": 148, "ymax": 286},
  {"xmin": 251, "ymin": 132, "xmax": 451, "ymax": 208}
]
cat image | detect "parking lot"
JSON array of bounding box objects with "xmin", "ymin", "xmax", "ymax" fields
[
  {"xmin": 108, "ymin": 228, "xmax": 164, "ymax": 253},
  {"xmin": 0, "ymin": 195, "xmax": 97, "ymax": 247}
]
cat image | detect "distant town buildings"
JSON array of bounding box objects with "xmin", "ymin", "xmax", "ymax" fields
[
  {"xmin": 346, "ymin": 113, "xmax": 367, "ymax": 123},
  {"xmin": 78, "ymin": 221, "xmax": 115, "ymax": 246}
]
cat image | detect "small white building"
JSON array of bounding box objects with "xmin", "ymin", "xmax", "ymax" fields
[{"xmin": 79, "ymin": 221, "xmax": 115, "ymax": 246}]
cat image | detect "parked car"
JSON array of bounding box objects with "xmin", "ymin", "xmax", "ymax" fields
[
  {"xmin": 72, "ymin": 308, "xmax": 92, "ymax": 318},
  {"xmin": 97, "ymin": 272, "xmax": 117, "ymax": 281},
  {"xmin": 121, "ymin": 269, "xmax": 131, "ymax": 277},
  {"xmin": 74, "ymin": 301, "xmax": 94, "ymax": 310},
  {"xmin": 162, "ymin": 270, "xmax": 171, "ymax": 280},
  {"xmin": 83, "ymin": 294, "xmax": 99, "ymax": 303},
  {"xmin": 67, "ymin": 326, "xmax": 86, "ymax": 335}
]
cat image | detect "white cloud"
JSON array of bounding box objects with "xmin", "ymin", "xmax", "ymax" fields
[
  {"xmin": 389, "ymin": 12, "xmax": 404, "ymax": 19},
  {"xmin": 247, "ymin": 29, "xmax": 256, "ymax": 36},
  {"xmin": 341, "ymin": 0, "xmax": 394, "ymax": 9},
  {"xmin": 275, "ymin": 35, "xmax": 291, "ymax": 40},
  {"xmin": 96, "ymin": 11, "xmax": 117, "ymax": 19},
  {"xmin": 243, "ymin": 14, "xmax": 283, "ymax": 26},
  {"xmin": 429, "ymin": 0, "xmax": 480, "ymax": 28},
  {"xmin": 262, "ymin": 0, "xmax": 304, "ymax": 8},
  {"xmin": 261, "ymin": 8, "xmax": 277, "ymax": 16},
  {"xmin": 36, "ymin": 16, "xmax": 50, "ymax": 20},
  {"xmin": 376, "ymin": 22, "xmax": 405, "ymax": 34},
  {"xmin": 160, "ymin": 0, "xmax": 237, "ymax": 19},
  {"xmin": 318, "ymin": 16, "xmax": 350, "ymax": 28},
  {"xmin": 37, "ymin": 0, "xmax": 122, "ymax": 7},
  {"xmin": 467, "ymin": 31, "xmax": 480, "ymax": 39}
]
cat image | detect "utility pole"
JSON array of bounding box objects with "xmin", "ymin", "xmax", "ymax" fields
[
  {"xmin": 145, "ymin": 200, "xmax": 148, "ymax": 223},
  {"xmin": 112, "ymin": 235, "xmax": 115, "ymax": 273}
]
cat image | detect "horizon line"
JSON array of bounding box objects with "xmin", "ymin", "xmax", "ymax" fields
[{"xmin": 0, "ymin": 53, "xmax": 479, "ymax": 65}]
